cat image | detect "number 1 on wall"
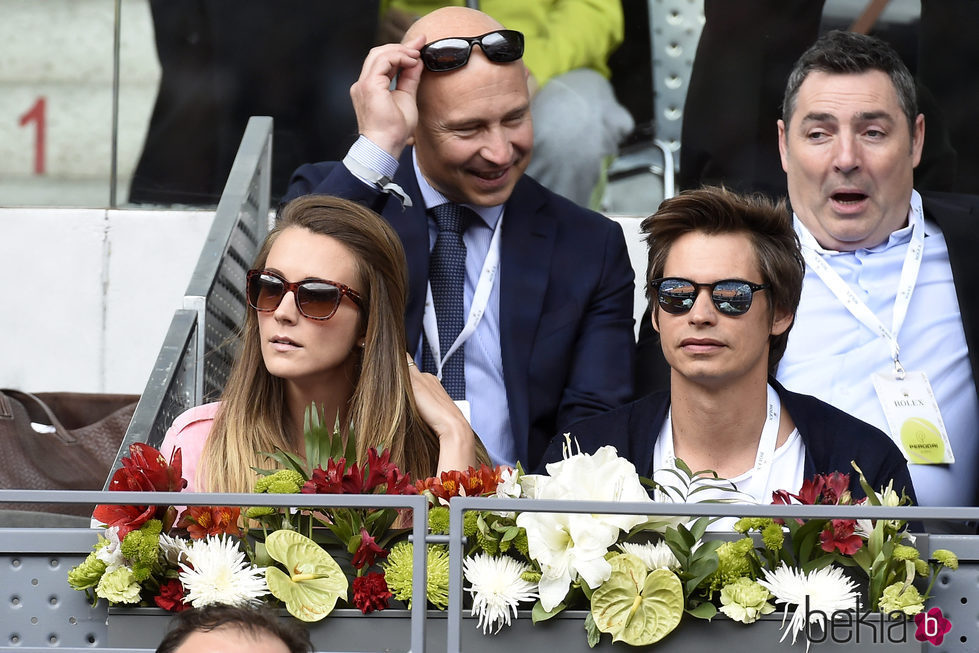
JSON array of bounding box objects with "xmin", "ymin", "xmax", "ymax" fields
[{"xmin": 19, "ymin": 97, "xmax": 46, "ymax": 175}]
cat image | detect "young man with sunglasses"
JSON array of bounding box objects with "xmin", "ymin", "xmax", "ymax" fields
[
  {"xmin": 540, "ymin": 187, "xmax": 914, "ymax": 507},
  {"xmin": 285, "ymin": 7, "xmax": 635, "ymax": 472}
]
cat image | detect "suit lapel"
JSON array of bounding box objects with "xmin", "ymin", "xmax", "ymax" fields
[
  {"xmin": 500, "ymin": 178, "xmax": 556, "ymax": 463},
  {"xmin": 390, "ymin": 152, "xmax": 429, "ymax": 346},
  {"xmin": 925, "ymin": 193, "xmax": 979, "ymax": 387}
]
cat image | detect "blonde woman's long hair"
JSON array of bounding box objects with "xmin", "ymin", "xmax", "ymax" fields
[{"xmin": 199, "ymin": 195, "xmax": 447, "ymax": 491}]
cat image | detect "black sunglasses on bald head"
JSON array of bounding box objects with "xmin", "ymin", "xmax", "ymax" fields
[{"xmin": 420, "ymin": 29, "xmax": 524, "ymax": 72}]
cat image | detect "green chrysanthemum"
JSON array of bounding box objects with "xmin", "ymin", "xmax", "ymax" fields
[
  {"xmin": 879, "ymin": 583, "xmax": 924, "ymax": 616},
  {"xmin": 706, "ymin": 538, "xmax": 755, "ymax": 594},
  {"xmin": 254, "ymin": 469, "xmax": 305, "ymax": 494},
  {"xmin": 381, "ymin": 542, "xmax": 450, "ymax": 610},
  {"xmin": 245, "ymin": 506, "xmax": 277, "ymax": 519},
  {"xmin": 68, "ymin": 552, "xmax": 107, "ymax": 591},
  {"xmin": 892, "ymin": 545, "xmax": 919, "ymax": 562},
  {"xmin": 96, "ymin": 567, "xmax": 142, "ymax": 604},
  {"xmin": 734, "ymin": 517, "xmax": 773, "ymax": 533},
  {"xmin": 463, "ymin": 511, "xmax": 479, "ymax": 537},
  {"xmin": 121, "ymin": 520, "xmax": 162, "ymax": 582},
  {"xmin": 761, "ymin": 523, "xmax": 784, "ymax": 551},
  {"xmin": 914, "ymin": 559, "xmax": 930, "ymax": 577},
  {"xmin": 931, "ymin": 549, "xmax": 959, "ymax": 570},
  {"xmin": 428, "ymin": 507, "xmax": 450, "ymax": 535}
]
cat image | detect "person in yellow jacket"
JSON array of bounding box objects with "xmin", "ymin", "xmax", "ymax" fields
[{"xmin": 378, "ymin": 0, "xmax": 634, "ymax": 207}]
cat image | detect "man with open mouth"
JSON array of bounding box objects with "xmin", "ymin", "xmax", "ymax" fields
[{"xmin": 774, "ymin": 30, "xmax": 979, "ymax": 514}]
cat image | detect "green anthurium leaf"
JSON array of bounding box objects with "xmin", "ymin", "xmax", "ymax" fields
[
  {"xmin": 264, "ymin": 529, "xmax": 348, "ymax": 622},
  {"xmin": 591, "ymin": 554, "xmax": 684, "ymax": 646}
]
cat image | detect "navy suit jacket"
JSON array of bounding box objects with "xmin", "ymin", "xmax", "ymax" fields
[
  {"xmin": 285, "ymin": 153, "xmax": 636, "ymax": 470},
  {"xmin": 538, "ymin": 379, "xmax": 917, "ymax": 504}
]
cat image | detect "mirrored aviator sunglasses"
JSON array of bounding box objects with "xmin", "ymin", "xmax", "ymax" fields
[
  {"xmin": 246, "ymin": 269, "xmax": 363, "ymax": 320},
  {"xmin": 651, "ymin": 277, "xmax": 769, "ymax": 316},
  {"xmin": 420, "ymin": 29, "xmax": 525, "ymax": 72}
]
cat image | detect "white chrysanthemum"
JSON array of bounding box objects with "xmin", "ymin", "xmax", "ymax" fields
[
  {"xmin": 159, "ymin": 533, "xmax": 191, "ymax": 566},
  {"xmin": 758, "ymin": 565, "xmax": 860, "ymax": 650},
  {"xmin": 464, "ymin": 554, "xmax": 538, "ymax": 634},
  {"xmin": 178, "ymin": 535, "xmax": 268, "ymax": 608},
  {"xmin": 618, "ymin": 541, "xmax": 680, "ymax": 571},
  {"xmin": 96, "ymin": 526, "xmax": 127, "ymax": 572}
]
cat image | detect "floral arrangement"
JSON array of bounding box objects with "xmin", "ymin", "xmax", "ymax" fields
[{"xmin": 69, "ymin": 424, "xmax": 959, "ymax": 650}]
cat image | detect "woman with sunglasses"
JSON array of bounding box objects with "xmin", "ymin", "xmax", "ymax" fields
[
  {"xmin": 536, "ymin": 187, "xmax": 915, "ymax": 518},
  {"xmin": 161, "ymin": 194, "xmax": 486, "ymax": 493}
]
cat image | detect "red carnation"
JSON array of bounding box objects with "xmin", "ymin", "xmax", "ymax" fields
[
  {"xmin": 154, "ymin": 579, "xmax": 189, "ymax": 612},
  {"xmin": 352, "ymin": 572, "xmax": 393, "ymax": 614}
]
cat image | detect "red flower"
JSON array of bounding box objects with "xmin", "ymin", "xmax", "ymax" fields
[
  {"xmin": 303, "ymin": 458, "xmax": 347, "ymax": 494},
  {"xmin": 351, "ymin": 528, "xmax": 388, "ymax": 569},
  {"xmin": 178, "ymin": 506, "xmax": 242, "ymax": 539},
  {"xmin": 352, "ymin": 572, "xmax": 393, "ymax": 614},
  {"xmin": 794, "ymin": 475, "xmax": 825, "ymax": 505},
  {"xmin": 364, "ymin": 448, "xmax": 397, "ymax": 492},
  {"xmin": 154, "ymin": 579, "xmax": 189, "ymax": 612},
  {"xmin": 415, "ymin": 465, "xmax": 506, "ymax": 502},
  {"xmin": 821, "ymin": 472, "xmax": 851, "ymax": 504},
  {"xmin": 94, "ymin": 444, "xmax": 186, "ymax": 539},
  {"xmin": 820, "ymin": 519, "xmax": 863, "ymax": 555}
]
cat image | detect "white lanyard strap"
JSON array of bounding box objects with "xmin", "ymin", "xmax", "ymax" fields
[
  {"xmin": 422, "ymin": 215, "xmax": 503, "ymax": 381},
  {"xmin": 663, "ymin": 384, "xmax": 782, "ymax": 501},
  {"xmin": 794, "ymin": 191, "xmax": 925, "ymax": 369}
]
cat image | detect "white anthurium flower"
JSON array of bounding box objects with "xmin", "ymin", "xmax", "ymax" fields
[{"xmin": 758, "ymin": 564, "xmax": 860, "ymax": 651}]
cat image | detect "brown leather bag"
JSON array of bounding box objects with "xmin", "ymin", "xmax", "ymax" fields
[{"xmin": 0, "ymin": 389, "xmax": 138, "ymax": 516}]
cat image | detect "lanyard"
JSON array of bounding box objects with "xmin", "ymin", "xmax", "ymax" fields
[
  {"xmin": 794, "ymin": 191, "xmax": 925, "ymax": 375},
  {"xmin": 422, "ymin": 215, "xmax": 503, "ymax": 381},
  {"xmin": 662, "ymin": 384, "xmax": 782, "ymax": 503}
]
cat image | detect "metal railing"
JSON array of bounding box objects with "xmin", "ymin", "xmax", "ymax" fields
[
  {"xmin": 105, "ymin": 116, "xmax": 272, "ymax": 484},
  {"xmin": 0, "ymin": 490, "xmax": 976, "ymax": 652}
]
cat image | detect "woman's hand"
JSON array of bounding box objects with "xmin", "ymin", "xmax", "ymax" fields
[{"xmin": 406, "ymin": 355, "xmax": 476, "ymax": 473}]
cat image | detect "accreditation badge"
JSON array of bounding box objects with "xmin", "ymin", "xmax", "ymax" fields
[{"xmin": 872, "ymin": 370, "xmax": 954, "ymax": 464}]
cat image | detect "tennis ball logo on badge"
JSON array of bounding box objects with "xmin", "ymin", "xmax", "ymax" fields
[{"xmin": 900, "ymin": 417, "xmax": 945, "ymax": 464}]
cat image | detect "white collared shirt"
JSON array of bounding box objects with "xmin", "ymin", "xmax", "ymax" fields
[{"xmin": 777, "ymin": 195, "xmax": 979, "ymax": 506}]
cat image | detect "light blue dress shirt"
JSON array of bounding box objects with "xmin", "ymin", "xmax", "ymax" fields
[
  {"xmin": 346, "ymin": 137, "xmax": 514, "ymax": 466},
  {"xmin": 778, "ymin": 197, "xmax": 979, "ymax": 507}
]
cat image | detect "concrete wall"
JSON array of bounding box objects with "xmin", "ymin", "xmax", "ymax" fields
[
  {"xmin": 0, "ymin": 0, "xmax": 160, "ymax": 206},
  {"xmin": 0, "ymin": 211, "xmax": 648, "ymax": 395},
  {"xmin": 0, "ymin": 208, "xmax": 213, "ymax": 393}
]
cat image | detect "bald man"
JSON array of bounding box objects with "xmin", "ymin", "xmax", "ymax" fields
[{"xmin": 285, "ymin": 7, "xmax": 635, "ymax": 471}]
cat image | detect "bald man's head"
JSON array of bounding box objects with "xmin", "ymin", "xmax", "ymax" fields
[
  {"xmin": 403, "ymin": 6, "xmax": 504, "ymax": 45},
  {"xmin": 405, "ymin": 6, "xmax": 533, "ymax": 207}
]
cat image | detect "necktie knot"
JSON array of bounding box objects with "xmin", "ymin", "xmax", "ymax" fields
[{"xmin": 431, "ymin": 203, "xmax": 470, "ymax": 236}]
